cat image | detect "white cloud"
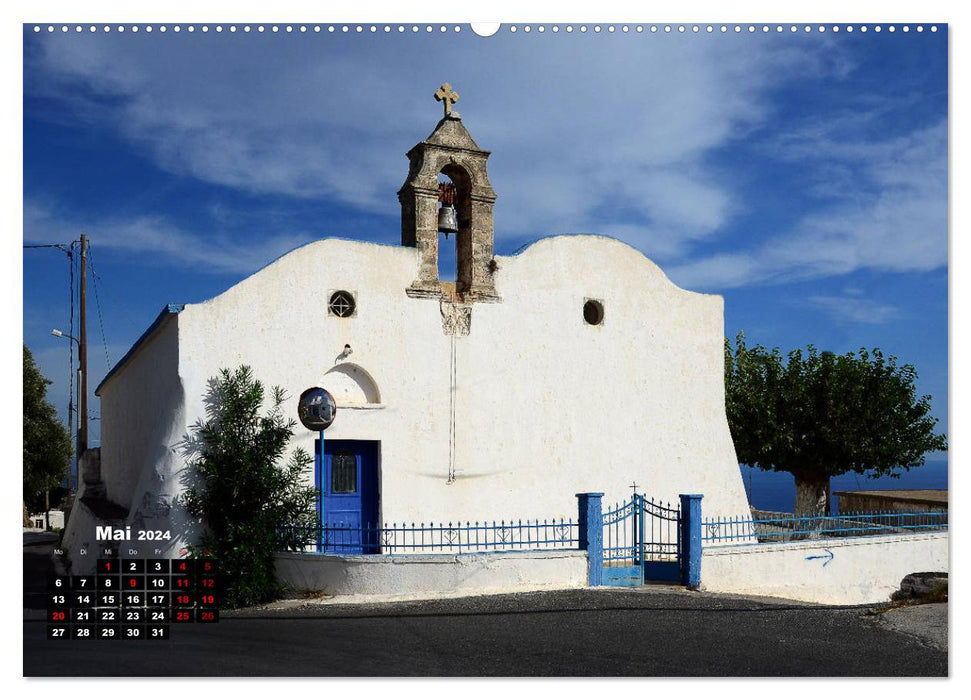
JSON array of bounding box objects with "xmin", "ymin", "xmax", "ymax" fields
[
  {"xmin": 666, "ymin": 252, "xmax": 762, "ymax": 290},
  {"xmin": 24, "ymin": 33, "xmax": 836, "ymax": 256},
  {"xmin": 806, "ymin": 295, "xmax": 900, "ymax": 325},
  {"xmin": 669, "ymin": 119, "xmax": 947, "ymax": 289},
  {"xmin": 24, "ymin": 201, "xmax": 315, "ymax": 275},
  {"xmin": 26, "ymin": 33, "xmax": 943, "ymax": 291}
]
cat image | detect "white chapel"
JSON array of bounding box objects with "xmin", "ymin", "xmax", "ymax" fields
[{"xmin": 63, "ymin": 86, "xmax": 751, "ymax": 565}]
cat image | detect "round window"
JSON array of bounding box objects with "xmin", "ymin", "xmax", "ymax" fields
[
  {"xmin": 329, "ymin": 290, "xmax": 356, "ymax": 318},
  {"xmin": 583, "ymin": 299, "xmax": 604, "ymax": 326}
]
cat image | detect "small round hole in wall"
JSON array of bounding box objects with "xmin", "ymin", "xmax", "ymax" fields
[
  {"xmin": 328, "ymin": 290, "xmax": 356, "ymax": 318},
  {"xmin": 583, "ymin": 299, "xmax": 604, "ymax": 326}
]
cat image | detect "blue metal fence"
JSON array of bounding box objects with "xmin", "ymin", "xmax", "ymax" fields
[
  {"xmin": 279, "ymin": 517, "xmax": 579, "ymax": 555},
  {"xmin": 702, "ymin": 509, "xmax": 948, "ymax": 546},
  {"xmin": 277, "ymin": 491, "xmax": 704, "ymax": 589}
]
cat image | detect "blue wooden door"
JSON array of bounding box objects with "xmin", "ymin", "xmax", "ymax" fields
[{"xmin": 315, "ymin": 439, "xmax": 379, "ymax": 554}]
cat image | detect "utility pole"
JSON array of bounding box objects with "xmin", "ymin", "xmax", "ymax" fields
[{"xmin": 79, "ymin": 234, "xmax": 88, "ymax": 456}]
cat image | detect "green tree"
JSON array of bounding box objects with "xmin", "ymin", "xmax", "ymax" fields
[
  {"xmin": 23, "ymin": 345, "xmax": 73, "ymax": 520},
  {"xmin": 182, "ymin": 366, "xmax": 318, "ymax": 608},
  {"xmin": 724, "ymin": 332, "xmax": 947, "ymax": 517}
]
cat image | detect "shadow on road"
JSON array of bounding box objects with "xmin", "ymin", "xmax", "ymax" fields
[{"xmin": 23, "ymin": 533, "xmax": 58, "ymax": 610}]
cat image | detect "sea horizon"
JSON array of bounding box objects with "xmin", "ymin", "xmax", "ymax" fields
[{"xmin": 740, "ymin": 458, "xmax": 948, "ymax": 515}]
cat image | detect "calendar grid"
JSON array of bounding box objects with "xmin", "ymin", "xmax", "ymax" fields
[{"xmin": 47, "ymin": 558, "xmax": 219, "ymax": 640}]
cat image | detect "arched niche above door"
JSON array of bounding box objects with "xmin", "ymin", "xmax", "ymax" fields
[{"xmin": 321, "ymin": 363, "xmax": 383, "ymax": 409}]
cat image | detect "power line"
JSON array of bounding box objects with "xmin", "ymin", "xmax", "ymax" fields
[
  {"xmin": 87, "ymin": 256, "xmax": 143, "ymax": 332},
  {"xmin": 24, "ymin": 243, "xmax": 72, "ymax": 252},
  {"xmin": 86, "ymin": 243, "xmax": 112, "ymax": 371},
  {"xmin": 69, "ymin": 242, "xmax": 76, "ymax": 455},
  {"xmin": 26, "ymin": 238, "xmax": 82, "ymax": 483}
]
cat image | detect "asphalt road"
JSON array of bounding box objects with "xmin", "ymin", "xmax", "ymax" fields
[{"xmin": 24, "ymin": 536, "xmax": 947, "ymax": 677}]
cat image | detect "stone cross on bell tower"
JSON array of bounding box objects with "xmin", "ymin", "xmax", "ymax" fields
[
  {"xmin": 434, "ymin": 83, "xmax": 460, "ymax": 117},
  {"xmin": 398, "ymin": 83, "xmax": 499, "ymax": 302}
]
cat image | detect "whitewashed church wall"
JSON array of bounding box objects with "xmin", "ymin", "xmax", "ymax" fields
[
  {"xmin": 176, "ymin": 239, "xmax": 417, "ymax": 502},
  {"xmin": 172, "ymin": 234, "xmax": 750, "ymax": 527},
  {"xmin": 471, "ymin": 236, "xmax": 749, "ymax": 520},
  {"xmin": 98, "ymin": 315, "xmax": 185, "ymax": 518}
]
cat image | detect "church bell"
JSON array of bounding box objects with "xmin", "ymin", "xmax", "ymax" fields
[
  {"xmin": 437, "ymin": 203, "xmax": 459, "ymax": 238},
  {"xmin": 437, "ymin": 181, "xmax": 459, "ymax": 238}
]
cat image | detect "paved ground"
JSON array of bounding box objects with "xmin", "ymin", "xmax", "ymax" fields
[
  {"xmin": 877, "ymin": 603, "xmax": 948, "ymax": 652},
  {"xmin": 24, "ymin": 534, "xmax": 948, "ymax": 677}
]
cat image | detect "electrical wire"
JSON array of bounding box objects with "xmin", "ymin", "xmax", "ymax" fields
[
  {"xmin": 86, "ymin": 243, "xmax": 112, "ymax": 370},
  {"xmin": 86, "ymin": 256, "xmax": 143, "ymax": 332},
  {"xmin": 23, "ymin": 243, "xmax": 72, "ymax": 252},
  {"xmin": 24, "ymin": 239, "xmax": 79, "ymax": 487},
  {"xmin": 68, "ymin": 241, "xmax": 76, "ymax": 445}
]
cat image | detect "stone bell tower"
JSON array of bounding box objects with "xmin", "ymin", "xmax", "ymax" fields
[{"xmin": 399, "ymin": 83, "xmax": 499, "ymax": 302}]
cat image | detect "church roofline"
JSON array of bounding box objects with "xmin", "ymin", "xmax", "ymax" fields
[
  {"xmin": 503, "ymin": 233, "xmax": 720, "ymax": 298},
  {"xmin": 96, "ymin": 237, "xmax": 400, "ymax": 396},
  {"xmin": 95, "ymin": 304, "xmax": 184, "ymax": 396},
  {"xmin": 96, "ymin": 232, "xmax": 712, "ymax": 398},
  {"xmin": 195, "ymin": 236, "xmax": 405, "ymax": 307},
  {"xmin": 506, "ymin": 232, "xmax": 653, "ymax": 257}
]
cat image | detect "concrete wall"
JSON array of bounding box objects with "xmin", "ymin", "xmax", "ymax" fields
[
  {"xmin": 171, "ymin": 235, "xmax": 749, "ymax": 527},
  {"xmin": 700, "ymin": 533, "xmax": 948, "ymax": 605},
  {"xmin": 275, "ymin": 549, "xmax": 587, "ymax": 597}
]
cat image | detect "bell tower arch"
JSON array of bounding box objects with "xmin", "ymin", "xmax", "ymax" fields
[{"xmin": 399, "ymin": 83, "xmax": 499, "ymax": 302}]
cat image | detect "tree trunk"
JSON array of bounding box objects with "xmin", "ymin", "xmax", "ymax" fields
[
  {"xmin": 793, "ymin": 474, "xmax": 829, "ymax": 516},
  {"xmin": 793, "ymin": 474, "xmax": 829, "ymax": 540}
]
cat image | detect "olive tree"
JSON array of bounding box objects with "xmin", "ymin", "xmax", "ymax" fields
[{"xmin": 724, "ymin": 333, "xmax": 946, "ymax": 516}]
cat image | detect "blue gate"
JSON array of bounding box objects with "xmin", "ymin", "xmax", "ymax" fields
[{"xmin": 602, "ymin": 494, "xmax": 682, "ymax": 586}]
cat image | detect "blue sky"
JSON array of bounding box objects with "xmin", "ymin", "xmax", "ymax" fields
[{"xmin": 22, "ymin": 23, "xmax": 948, "ymax": 455}]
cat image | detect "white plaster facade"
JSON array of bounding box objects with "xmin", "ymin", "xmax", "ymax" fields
[
  {"xmin": 64, "ymin": 110, "xmax": 751, "ymax": 571},
  {"xmin": 66, "ymin": 233, "xmax": 750, "ymax": 560}
]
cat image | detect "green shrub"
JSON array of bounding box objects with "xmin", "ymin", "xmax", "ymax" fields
[{"xmin": 182, "ymin": 366, "xmax": 318, "ymax": 608}]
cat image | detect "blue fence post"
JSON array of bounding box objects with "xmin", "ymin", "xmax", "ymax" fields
[
  {"xmin": 679, "ymin": 494, "xmax": 703, "ymax": 588},
  {"xmin": 577, "ymin": 493, "xmax": 604, "ymax": 587}
]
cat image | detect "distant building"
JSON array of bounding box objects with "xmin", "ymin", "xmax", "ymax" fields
[
  {"xmin": 27, "ymin": 509, "xmax": 65, "ymax": 530},
  {"xmin": 63, "ymin": 87, "xmax": 751, "ymax": 570}
]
